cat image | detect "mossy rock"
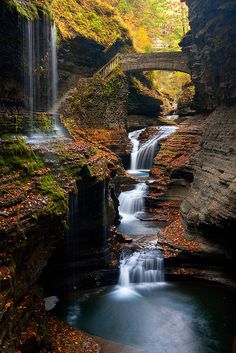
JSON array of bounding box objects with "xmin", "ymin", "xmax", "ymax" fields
[
  {"xmin": 0, "ymin": 113, "xmax": 55, "ymax": 136},
  {"xmin": 6, "ymin": 0, "xmax": 51, "ymax": 19}
]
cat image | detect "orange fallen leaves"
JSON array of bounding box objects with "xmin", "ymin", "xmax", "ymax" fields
[
  {"xmin": 163, "ymin": 217, "xmax": 200, "ymax": 251},
  {"xmin": 47, "ymin": 316, "xmax": 100, "ymax": 353}
]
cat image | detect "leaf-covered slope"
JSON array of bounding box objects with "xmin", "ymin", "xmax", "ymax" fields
[
  {"xmin": 6, "ymin": 0, "xmax": 130, "ymax": 46},
  {"xmin": 52, "ymin": 0, "xmax": 129, "ymax": 45}
]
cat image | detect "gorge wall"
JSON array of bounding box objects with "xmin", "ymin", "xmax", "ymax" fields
[
  {"xmin": 0, "ymin": 2, "xmax": 23, "ymax": 108},
  {"xmin": 181, "ymin": 0, "xmax": 236, "ymax": 253},
  {"xmin": 182, "ymin": 0, "xmax": 236, "ymax": 110}
]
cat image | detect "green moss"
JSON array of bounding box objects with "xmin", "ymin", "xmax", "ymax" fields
[
  {"xmin": 37, "ymin": 174, "xmax": 68, "ymax": 216},
  {"xmin": 88, "ymin": 68, "xmax": 125, "ymax": 98},
  {"xmin": 0, "ymin": 136, "xmax": 44, "ymax": 175},
  {"xmin": 6, "ymin": 0, "xmax": 51, "ymax": 20},
  {"xmin": 0, "ymin": 113, "xmax": 55, "ymax": 136},
  {"xmin": 103, "ymin": 74, "xmax": 123, "ymax": 97}
]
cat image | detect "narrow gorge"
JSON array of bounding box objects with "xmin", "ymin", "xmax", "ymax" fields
[{"xmin": 0, "ymin": 1, "xmax": 235, "ymax": 353}]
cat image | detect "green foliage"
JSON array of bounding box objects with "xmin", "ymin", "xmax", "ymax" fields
[
  {"xmin": 91, "ymin": 12, "xmax": 103, "ymax": 31},
  {"xmin": 8, "ymin": 0, "xmax": 188, "ymax": 52},
  {"xmin": 103, "ymin": 71, "xmax": 124, "ymax": 96},
  {"xmin": 51, "ymin": 0, "xmax": 129, "ymax": 46},
  {"xmin": 6, "ymin": 0, "xmax": 51, "ymax": 19},
  {"xmin": 116, "ymin": 0, "xmax": 189, "ymax": 51},
  {"xmin": 0, "ymin": 136, "xmax": 43, "ymax": 175},
  {"xmin": 0, "ymin": 113, "xmax": 55, "ymax": 136},
  {"xmin": 149, "ymin": 70, "xmax": 194, "ymax": 110},
  {"xmin": 37, "ymin": 174, "xmax": 68, "ymax": 216}
]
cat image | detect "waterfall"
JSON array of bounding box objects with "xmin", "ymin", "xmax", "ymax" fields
[
  {"xmin": 24, "ymin": 16, "xmax": 50, "ymax": 114},
  {"xmin": 50, "ymin": 23, "xmax": 58, "ymax": 113},
  {"xmin": 119, "ymin": 250, "xmax": 164, "ymax": 286},
  {"xmin": 129, "ymin": 129, "xmax": 145, "ymax": 170},
  {"xmin": 23, "ymin": 15, "xmax": 63, "ymax": 138},
  {"xmin": 118, "ymin": 126, "xmax": 177, "ymax": 229},
  {"xmin": 118, "ymin": 183, "xmax": 147, "ymax": 220},
  {"xmin": 129, "ymin": 126, "xmax": 177, "ymax": 171},
  {"xmin": 26, "ymin": 21, "xmax": 34, "ymax": 115}
]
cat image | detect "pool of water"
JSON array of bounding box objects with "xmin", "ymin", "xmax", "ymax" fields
[{"xmin": 55, "ymin": 282, "xmax": 236, "ymax": 353}]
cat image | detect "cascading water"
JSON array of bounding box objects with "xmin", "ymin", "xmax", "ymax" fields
[
  {"xmin": 24, "ymin": 16, "xmax": 51, "ymax": 114},
  {"xmin": 129, "ymin": 129, "xmax": 145, "ymax": 170},
  {"xmin": 25, "ymin": 20, "xmax": 34, "ymax": 116},
  {"xmin": 50, "ymin": 23, "xmax": 58, "ymax": 113},
  {"xmin": 130, "ymin": 126, "xmax": 177, "ymax": 171},
  {"xmin": 119, "ymin": 250, "xmax": 164, "ymax": 287},
  {"xmin": 118, "ymin": 125, "xmax": 177, "ymax": 235},
  {"xmin": 23, "ymin": 15, "xmax": 65, "ymax": 139},
  {"xmin": 118, "ymin": 125, "xmax": 177, "ymax": 283},
  {"xmin": 118, "ymin": 183, "xmax": 147, "ymax": 221}
]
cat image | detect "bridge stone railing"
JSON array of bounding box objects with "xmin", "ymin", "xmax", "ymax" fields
[{"xmin": 95, "ymin": 53, "xmax": 121, "ymax": 78}]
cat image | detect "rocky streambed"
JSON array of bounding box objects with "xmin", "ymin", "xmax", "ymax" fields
[{"xmin": 112, "ymin": 115, "xmax": 236, "ymax": 288}]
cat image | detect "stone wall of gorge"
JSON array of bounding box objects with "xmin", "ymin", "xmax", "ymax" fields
[
  {"xmin": 0, "ymin": 2, "xmax": 23, "ymax": 109},
  {"xmin": 182, "ymin": 0, "xmax": 236, "ymax": 111},
  {"xmin": 180, "ymin": 107, "xmax": 236, "ymax": 249},
  {"xmin": 179, "ymin": 1, "xmax": 236, "ymax": 256},
  {"xmin": 0, "ymin": 134, "xmax": 122, "ymax": 350}
]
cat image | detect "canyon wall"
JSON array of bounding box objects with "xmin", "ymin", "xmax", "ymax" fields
[
  {"xmin": 0, "ymin": 2, "xmax": 23, "ymax": 108},
  {"xmin": 181, "ymin": 0, "xmax": 236, "ymax": 252},
  {"xmin": 182, "ymin": 0, "xmax": 236, "ymax": 110}
]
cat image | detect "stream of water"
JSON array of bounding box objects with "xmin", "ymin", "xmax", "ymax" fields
[
  {"xmin": 118, "ymin": 126, "xmax": 177, "ymax": 236},
  {"xmin": 50, "ymin": 104, "xmax": 236, "ymax": 353}
]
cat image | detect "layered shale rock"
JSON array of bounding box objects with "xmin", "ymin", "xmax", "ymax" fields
[
  {"xmin": 182, "ymin": 0, "xmax": 236, "ymax": 110},
  {"xmin": 178, "ymin": 1, "xmax": 236, "ymax": 259},
  {"xmin": 181, "ymin": 107, "xmax": 236, "ymax": 247}
]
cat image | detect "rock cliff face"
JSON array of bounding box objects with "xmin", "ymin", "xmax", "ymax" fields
[
  {"xmin": 181, "ymin": 107, "xmax": 236, "ymax": 246},
  {"xmin": 182, "ymin": 0, "xmax": 236, "ymax": 110},
  {"xmin": 0, "ymin": 134, "xmax": 122, "ymax": 350},
  {"xmin": 180, "ymin": 0, "xmax": 236, "ymax": 255},
  {"xmin": 59, "ymin": 70, "xmax": 131, "ymax": 157},
  {"xmin": 0, "ymin": 2, "xmax": 23, "ymax": 108},
  {"xmin": 61, "ymin": 70, "xmax": 129, "ymax": 130}
]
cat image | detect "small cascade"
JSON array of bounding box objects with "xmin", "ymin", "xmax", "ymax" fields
[
  {"xmin": 118, "ymin": 126, "xmax": 177, "ymax": 232},
  {"xmin": 119, "ymin": 250, "xmax": 164, "ymax": 286},
  {"xmin": 129, "ymin": 129, "xmax": 145, "ymax": 170},
  {"xmin": 133, "ymin": 126, "xmax": 177, "ymax": 171},
  {"xmin": 118, "ymin": 183, "xmax": 147, "ymax": 221}
]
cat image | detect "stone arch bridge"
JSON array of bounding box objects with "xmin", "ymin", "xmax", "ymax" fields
[{"xmin": 96, "ymin": 52, "xmax": 191, "ymax": 78}]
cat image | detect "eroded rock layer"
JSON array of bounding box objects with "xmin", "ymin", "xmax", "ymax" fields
[
  {"xmin": 182, "ymin": 0, "xmax": 236, "ymax": 110},
  {"xmin": 181, "ymin": 107, "xmax": 236, "ymax": 245},
  {"xmin": 179, "ymin": 1, "xmax": 236, "ymax": 257}
]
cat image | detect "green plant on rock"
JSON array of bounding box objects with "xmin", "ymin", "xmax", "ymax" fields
[
  {"xmin": 103, "ymin": 69, "xmax": 125, "ymax": 97},
  {"xmin": 6, "ymin": 0, "xmax": 51, "ymax": 20},
  {"xmin": 37, "ymin": 175, "xmax": 68, "ymax": 216},
  {"xmin": 0, "ymin": 136, "xmax": 44, "ymax": 175},
  {"xmin": 35, "ymin": 113, "xmax": 54, "ymax": 133}
]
